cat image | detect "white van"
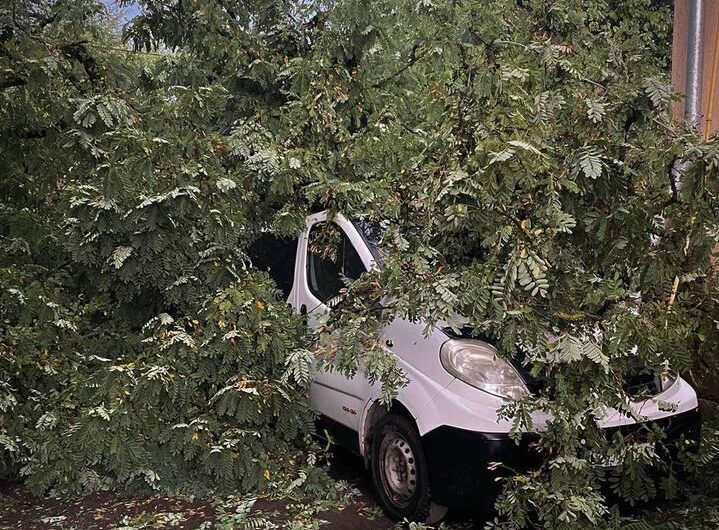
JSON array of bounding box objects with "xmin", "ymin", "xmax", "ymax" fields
[{"xmin": 250, "ymin": 210, "xmax": 701, "ymax": 523}]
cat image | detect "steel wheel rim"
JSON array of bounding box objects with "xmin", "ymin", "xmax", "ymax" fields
[{"xmin": 379, "ymin": 431, "xmax": 417, "ymax": 508}]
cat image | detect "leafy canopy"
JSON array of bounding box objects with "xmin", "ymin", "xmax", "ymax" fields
[{"xmin": 2, "ymin": 0, "xmax": 719, "ymax": 528}]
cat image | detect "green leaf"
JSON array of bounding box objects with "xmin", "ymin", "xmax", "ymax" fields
[{"xmin": 578, "ymin": 147, "xmax": 605, "ymax": 179}]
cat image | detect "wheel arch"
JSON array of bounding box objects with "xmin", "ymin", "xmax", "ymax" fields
[{"xmin": 359, "ymin": 398, "xmax": 416, "ymax": 466}]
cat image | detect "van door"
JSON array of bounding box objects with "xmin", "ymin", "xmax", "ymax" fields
[{"xmin": 295, "ymin": 213, "xmax": 375, "ymax": 431}]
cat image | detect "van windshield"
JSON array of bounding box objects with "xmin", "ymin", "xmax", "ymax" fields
[{"xmin": 352, "ymin": 218, "xmax": 387, "ymax": 263}]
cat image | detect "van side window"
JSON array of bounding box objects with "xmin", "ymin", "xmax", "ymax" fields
[
  {"xmin": 247, "ymin": 234, "xmax": 298, "ymax": 300},
  {"xmin": 307, "ymin": 222, "xmax": 365, "ymax": 303}
]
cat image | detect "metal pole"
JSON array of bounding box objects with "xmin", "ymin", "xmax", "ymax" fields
[
  {"xmin": 668, "ymin": 1, "xmax": 706, "ymax": 306},
  {"xmin": 672, "ymin": 0, "xmax": 706, "ymax": 194},
  {"xmin": 685, "ymin": 0, "xmax": 705, "ymax": 128}
]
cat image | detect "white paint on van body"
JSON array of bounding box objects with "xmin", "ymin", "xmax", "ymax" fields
[{"xmin": 287, "ymin": 211, "xmax": 699, "ymax": 460}]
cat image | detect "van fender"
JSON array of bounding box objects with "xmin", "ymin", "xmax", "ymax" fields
[{"xmin": 357, "ymin": 359, "xmax": 452, "ymax": 463}]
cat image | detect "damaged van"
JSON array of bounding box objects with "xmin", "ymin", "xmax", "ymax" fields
[{"xmin": 250, "ymin": 210, "xmax": 701, "ymax": 523}]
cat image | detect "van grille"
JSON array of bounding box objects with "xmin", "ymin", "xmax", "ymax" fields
[
  {"xmin": 623, "ymin": 372, "xmax": 661, "ymax": 397},
  {"xmin": 510, "ymin": 364, "xmax": 661, "ymax": 398}
]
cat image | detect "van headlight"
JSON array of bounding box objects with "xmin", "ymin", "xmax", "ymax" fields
[
  {"xmin": 659, "ymin": 371, "xmax": 678, "ymax": 392},
  {"xmin": 440, "ymin": 339, "xmax": 529, "ymax": 400}
]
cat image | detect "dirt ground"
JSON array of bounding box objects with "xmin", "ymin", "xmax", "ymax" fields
[{"xmin": 0, "ymin": 448, "xmax": 485, "ymax": 529}]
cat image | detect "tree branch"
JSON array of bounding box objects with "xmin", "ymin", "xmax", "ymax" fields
[
  {"xmin": 666, "ymin": 154, "xmax": 680, "ymax": 204},
  {"xmin": 0, "ymin": 76, "xmax": 25, "ymax": 91},
  {"xmin": 57, "ymin": 41, "xmax": 104, "ymax": 88},
  {"xmin": 372, "ymin": 44, "xmax": 430, "ymax": 89},
  {"xmin": 11, "ymin": 119, "xmax": 67, "ymax": 140}
]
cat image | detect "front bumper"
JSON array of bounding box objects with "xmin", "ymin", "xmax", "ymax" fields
[
  {"xmin": 422, "ymin": 408, "xmax": 701, "ymax": 511},
  {"xmin": 604, "ymin": 407, "xmax": 701, "ymax": 460},
  {"xmin": 422, "ymin": 427, "xmax": 543, "ymax": 510}
]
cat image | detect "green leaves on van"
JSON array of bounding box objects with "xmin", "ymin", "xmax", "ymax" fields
[{"xmin": 2, "ymin": 0, "xmax": 719, "ymax": 528}]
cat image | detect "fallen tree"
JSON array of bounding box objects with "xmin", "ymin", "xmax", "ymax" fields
[
  {"xmin": 2, "ymin": 0, "xmax": 719, "ymax": 528},
  {"xmin": 0, "ymin": 0, "xmax": 325, "ymax": 496}
]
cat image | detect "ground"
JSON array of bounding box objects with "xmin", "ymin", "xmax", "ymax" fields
[
  {"xmin": 0, "ymin": 448, "xmax": 484, "ymax": 530},
  {"xmin": 5, "ymin": 448, "xmax": 719, "ymax": 530}
]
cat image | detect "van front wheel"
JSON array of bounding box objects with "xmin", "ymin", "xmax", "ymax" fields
[{"xmin": 370, "ymin": 413, "xmax": 447, "ymax": 523}]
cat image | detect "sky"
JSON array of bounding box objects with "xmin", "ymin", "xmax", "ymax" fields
[{"xmin": 102, "ymin": 1, "xmax": 140, "ymax": 22}]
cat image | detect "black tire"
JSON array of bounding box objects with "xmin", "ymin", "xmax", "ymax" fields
[{"xmin": 370, "ymin": 412, "xmax": 434, "ymax": 522}]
